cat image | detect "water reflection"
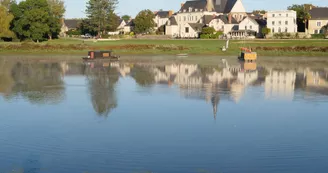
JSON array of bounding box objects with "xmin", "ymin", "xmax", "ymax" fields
[{"xmin": 1, "ymin": 59, "xmax": 328, "ymax": 117}]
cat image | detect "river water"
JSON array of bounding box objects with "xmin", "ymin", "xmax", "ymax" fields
[{"xmin": 0, "ymin": 57, "xmax": 328, "ymax": 173}]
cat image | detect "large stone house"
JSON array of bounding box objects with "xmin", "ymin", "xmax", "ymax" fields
[
  {"xmin": 308, "ymin": 7, "xmax": 328, "ymax": 34},
  {"xmin": 154, "ymin": 10, "xmax": 174, "ymax": 31},
  {"xmin": 168, "ymin": 0, "xmax": 247, "ymax": 38},
  {"xmin": 266, "ymin": 10, "xmax": 298, "ymax": 33}
]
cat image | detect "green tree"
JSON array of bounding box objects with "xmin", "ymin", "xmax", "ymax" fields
[
  {"xmin": 262, "ymin": 27, "xmax": 271, "ymax": 37},
  {"xmin": 10, "ymin": 0, "xmax": 51, "ymax": 42},
  {"xmin": 131, "ymin": 65, "xmax": 155, "ymax": 86},
  {"xmin": 47, "ymin": 0, "xmax": 65, "ymax": 39},
  {"xmin": 133, "ymin": 9, "xmax": 155, "ymax": 34},
  {"xmin": 0, "ymin": 0, "xmax": 15, "ymax": 9},
  {"xmin": 0, "ymin": 5, "xmax": 15, "ymax": 38},
  {"xmin": 78, "ymin": 19, "xmax": 97, "ymax": 36},
  {"xmin": 252, "ymin": 10, "xmax": 266, "ymax": 14},
  {"xmin": 107, "ymin": 11, "xmax": 119, "ymax": 32},
  {"xmin": 201, "ymin": 27, "xmax": 215, "ymax": 35},
  {"xmin": 288, "ymin": 4, "xmax": 311, "ymax": 32},
  {"xmin": 85, "ymin": 0, "xmax": 119, "ymax": 36},
  {"xmin": 121, "ymin": 15, "xmax": 131, "ymax": 22}
]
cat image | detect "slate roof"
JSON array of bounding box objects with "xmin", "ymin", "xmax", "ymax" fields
[
  {"xmin": 156, "ymin": 11, "xmax": 171, "ymax": 18},
  {"xmin": 213, "ymin": 15, "xmax": 238, "ymax": 24},
  {"xmin": 204, "ymin": 15, "xmax": 215, "ymax": 24},
  {"xmin": 180, "ymin": 0, "xmax": 239, "ymax": 13},
  {"xmin": 167, "ymin": 16, "xmax": 178, "ymax": 25},
  {"xmin": 64, "ymin": 19, "xmax": 81, "ymax": 29},
  {"xmin": 188, "ymin": 23, "xmax": 204, "ymax": 31},
  {"xmin": 309, "ymin": 7, "xmax": 328, "ymax": 20},
  {"xmin": 254, "ymin": 19, "xmax": 267, "ymax": 26},
  {"xmin": 126, "ymin": 20, "xmax": 135, "ymax": 26}
]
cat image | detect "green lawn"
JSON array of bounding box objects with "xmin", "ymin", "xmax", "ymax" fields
[{"xmin": 0, "ymin": 38, "xmax": 328, "ymax": 57}]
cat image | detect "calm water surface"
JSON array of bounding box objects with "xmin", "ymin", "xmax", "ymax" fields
[{"xmin": 0, "ymin": 57, "xmax": 328, "ymax": 173}]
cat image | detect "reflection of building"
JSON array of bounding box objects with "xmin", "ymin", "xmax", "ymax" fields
[
  {"xmin": 265, "ymin": 70, "xmax": 296, "ymax": 100},
  {"xmin": 305, "ymin": 69, "xmax": 328, "ymax": 88},
  {"xmin": 231, "ymin": 70, "xmax": 258, "ymax": 102}
]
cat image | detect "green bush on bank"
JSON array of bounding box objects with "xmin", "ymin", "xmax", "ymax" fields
[
  {"xmin": 311, "ymin": 34, "xmax": 325, "ymax": 39},
  {"xmin": 200, "ymin": 31, "xmax": 223, "ymax": 39}
]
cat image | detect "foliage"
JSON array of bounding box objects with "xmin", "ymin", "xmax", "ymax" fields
[
  {"xmin": 66, "ymin": 29, "xmax": 81, "ymax": 36},
  {"xmin": 134, "ymin": 9, "xmax": 155, "ymax": 34},
  {"xmin": 311, "ymin": 34, "xmax": 325, "ymax": 39},
  {"xmin": 131, "ymin": 66, "xmax": 155, "ymax": 86},
  {"xmin": 253, "ymin": 10, "xmax": 266, "ymax": 14},
  {"xmin": 85, "ymin": 0, "xmax": 119, "ymax": 36},
  {"xmin": 287, "ymin": 4, "xmax": 311, "ymax": 32},
  {"xmin": 47, "ymin": 0, "xmax": 65, "ymax": 39},
  {"xmin": 200, "ymin": 31, "xmax": 223, "ymax": 39},
  {"xmin": 201, "ymin": 27, "xmax": 215, "ymax": 35},
  {"xmin": 106, "ymin": 11, "xmax": 120, "ymax": 32},
  {"xmin": 262, "ymin": 27, "xmax": 271, "ymax": 35},
  {"xmin": 78, "ymin": 19, "xmax": 97, "ymax": 36},
  {"xmin": 323, "ymin": 25, "xmax": 328, "ymax": 36},
  {"xmin": 121, "ymin": 15, "xmax": 131, "ymax": 22},
  {"xmin": 156, "ymin": 25, "xmax": 165, "ymax": 35},
  {"xmin": 10, "ymin": 0, "xmax": 51, "ymax": 42},
  {"xmin": 0, "ymin": 5, "xmax": 15, "ymax": 38}
]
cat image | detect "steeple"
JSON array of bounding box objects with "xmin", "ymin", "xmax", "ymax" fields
[{"xmin": 206, "ymin": 0, "xmax": 215, "ymax": 12}]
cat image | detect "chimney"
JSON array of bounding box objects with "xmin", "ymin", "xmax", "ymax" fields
[
  {"xmin": 181, "ymin": 3, "xmax": 185, "ymax": 7},
  {"xmin": 169, "ymin": 10, "xmax": 173, "ymax": 17},
  {"xmin": 228, "ymin": 13, "xmax": 232, "ymax": 24}
]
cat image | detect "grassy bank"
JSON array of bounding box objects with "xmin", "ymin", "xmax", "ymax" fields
[{"xmin": 0, "ymin": 38, "xmax": 328, "ymax": 57}]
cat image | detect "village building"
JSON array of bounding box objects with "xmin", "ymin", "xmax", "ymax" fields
[
  {"xmin": 170, "ymin": 0, "xmax": 247, "ymax": 38},
  {"xmin": 308, "ymin": 7, "xmax": 328, "ymax": 34},
  {"xmin": 154, "ymin": 10, "xmax": 174, "ymax": 31},
  {"xmin": 60, "ymin": 19, "xmax": 81, "ymax": 37},
  {"xmin": 266, "ymin": 10, "xmax": 298, "ymax": 33}
]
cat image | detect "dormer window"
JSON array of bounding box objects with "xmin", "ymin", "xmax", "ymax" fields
[
  {"xmin": 200, "ymin": 9, "xmax": 203, "ymax": 12},
  {"xmin": 189, "ymin": 7, "xmax": 192, "ymax": 12},
  {"xmin": 183, "ymin": 9, "xmax": 186, "ymax": 12},
  {"xmin": 195, "ymin": 9, "xmax": 198, "ymax": 12}
]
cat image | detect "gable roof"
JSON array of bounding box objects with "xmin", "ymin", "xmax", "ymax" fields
[
  {"xmin": 309, "ymin": 7, "xmax": 328, "ymax": 20},
  {"xmin": 204, "ymin": 15, "xmax": 215, "ymax": 24},
  {"xmin": 212, "ymin": 15, "xmax": 238, "ymax": 24},
  {"xmin": 188, "ymin": 23, "xmax": 204, "ymax": 31},
  {"xmin": 180, "ymin": 0, "xmax": 241, "ymax": 13},
  {"xmin": 125, "ymin": 20, "xmax": 135, "ymax": 27},
  {"xmin": 156, "ymin": 11, "xmax": 171, "ymax": 18},
  {"xmin": 167, "ymin": 16, "xmax": 178, "ymax": 25},
  {"xmin": 64, "ymin": 19, "xmax": 81, "ymax": 29}
]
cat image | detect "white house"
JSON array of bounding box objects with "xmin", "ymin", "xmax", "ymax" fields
[
  {"xmin": 165, "ymin": 16, "xmax": 179, "ymax": 37},
  {"xmin": 267, "ymin": 10, "xmax": 298, "ymax": 33},
  {"xmin": 123, "ymin": 20, "xmax": 135, "ymax": 34},
  {"xmin": 154, "ymin": 10, "xmax": 174, "ymax": 30},
  {"xmin": 171, "ymin": 0, "xmax": 247, "ymax": 38},
  {"xmin": 206, "ymin": 15, "xmax": 239, "ymax": 34},
  {"xmin": 116, "ymin": 19, "xmax": 127, "ymax": 33},
  {"xmin": 238, "ymin": 16, "xmax": 267, "ymax": 38}
]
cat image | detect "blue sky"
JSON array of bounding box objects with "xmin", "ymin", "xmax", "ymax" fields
[{"xmin": 22, "ymin": 0, "xmax": 328, "ymax": 18}]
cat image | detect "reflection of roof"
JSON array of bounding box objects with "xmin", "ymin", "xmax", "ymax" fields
[{"xmin": 309, "ymin": 7, "xmax": 328, "ymax": 20}]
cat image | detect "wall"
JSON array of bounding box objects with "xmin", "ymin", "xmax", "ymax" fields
[
  {"xmin": 165, "ymin": 25, "xmax": 179, "ymax": 37},
  {"xmin": 208, "ymin": 18, "xmax": 225, "ymax": 32},
  {"xmin": 267, "ymin": 11, "xmax": 298, "ymax": 33},
  {"xmin": 239, "ymin": 17, "xmax": 260, "ymax": 33},
  {"xmin": 308, "ymin": 20, "xmax": 328, "ymax": 34}
]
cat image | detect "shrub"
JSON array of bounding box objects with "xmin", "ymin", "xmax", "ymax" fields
[
  {"xmin": 311, "ymin": 34, "xmax": 325, "ymax": 39},
  {"xmin": 201, "ymin": 27, "xmax": 215, "ymax": 35},
  {"xmin": 66, "ymin": 29, "xmax": 81, "ymax": 36}
]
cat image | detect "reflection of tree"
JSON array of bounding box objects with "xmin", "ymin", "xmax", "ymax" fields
[
  {"xmin": 9, "ymin": 62, "xmax": 65, "ymax": 104},
  {"xmin": 85, "ymin": 64, "xmax": 119, "ymax": 117},
  {"xmin": 0, "ymin": 58, "xmax": 14, "ymax": 95},
  {"xmin": 131, "ymin": 65, "xmax": 155, "ymax": 87}
]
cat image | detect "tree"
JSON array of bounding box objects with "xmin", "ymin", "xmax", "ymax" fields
[
  {"xmin": 288, "ymin": 4, "xmax": 311, "ymax": 32},
  {"xmin": 0, "ymin": 5, "xmax": 15, "ymax": 38},
  {"xmin": 201, "ymin": 27, "xmax": 215, "ymax": 35},
  {"xmin": 10, "ymin": 0, "xmax": 51, "ymax": 42},
  {"xmin": 107, "ymin": 11, "xmax": 119, "ymax": 32},
  {"xmin": 47, "ymin": 0, "xmax": 65, "ymax": 39},
  {"xmin": 133, "ymin": 9, "xmax": 155, "ymax": 34},
  {"xmin": 252, "ymin": 10, "xmax": 266, "ymax": 14},
  {"xmin": 85, "ymin": 0, "xmax": 119, "ymax": 36},
  {"xmin": 0, "ymin": 0, "xmax": 15, "ymax": 9},
  {"xmin": 121, "ymin": 15, "xmax": 131, "ymax": 22},
  {"xmin": 262, "ymin": 27, "xmax": 271, "ymax": 37},
  {"xmin": 78, "ymin": 19, "xmax": 97, "ymax": 36}
]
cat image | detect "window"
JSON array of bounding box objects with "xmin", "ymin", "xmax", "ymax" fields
[
  {"xmin": 278, "ymin": 27, "xmax": 281, "ymax": 33},
  {"xmin": 189, "ymin": 7, "xmax": 192, "ymax": 12},
  {"xmin": 200, "ymin": 9, "xmax": 203, "ymax": 12},
  {"xmin": 286, "ymin": 14, "xmax": 289, "ymax": 17},
  {"xmin": 184, "ymin": 16, "xmax": 186, "ymax": 21},
  {"xmin": 317, "ymin": 22, "xmax": 322, "ymax": 27},
  {"xmin": 195, "ymin": 9, "xmax": 198, "ymax": 12},
  {"xmin": 279, "ymin": 14, "xmax": 281, "ymax": 16},
  {"xmin": 221, "ymin": 25, "xmax": 224, "ymax": 30},
  {"xmin": 272, "ymin": 14, "xmax": 275, "ymax": 17},
  {"xmin": 250, "ymin": 25, "xmax": 252, "ymax": 30},
  {"xmin": 285, "ymin": 27, "xmax": 288, "ymax": 32},
  {"xmin": 195, "ymin": 16, "xmax": 198, "ymax": 21},
  {"xmin": 185, "ymin": 27, "xmax": 189, "ymax": 33},
  {"xmin": 285, "ymin": 21, "xmax": 288, "ymax": 25},
  {"xmin": 179, "ymin": 16, "xmax": 181, "ymax": 21},
  {"xmin": 272, "ymin": 21, "xmax": 275, "ymax": 25},
  {"xmin": 245, "ymin": 26, "xmax": 247, "ymax": 30},
  {"xmin": 315, "ymin": 30, "xmax": 319, "ymax": 34},
  {"xmin": 320, "ymin": 29, "xmax": 324, "ymax": 34},
  {"xmin": 279, "ymin": 21, "xmax": 281, "ymax": 25},
  {"xmin": 272, "ymin": 28, "xmax": 275, "ymax": 33},
  {"xmin": 191, "ymin": 16, "xmax": 194, "ymax": 21},
  {"xmin": 183, "ymin": 9, "xmax": 186, "ymax": 12}
]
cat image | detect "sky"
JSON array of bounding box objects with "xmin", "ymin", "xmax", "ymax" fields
[{"xmin": 22, "ymin": 0, "xmax": 328, "ymax": 18}]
